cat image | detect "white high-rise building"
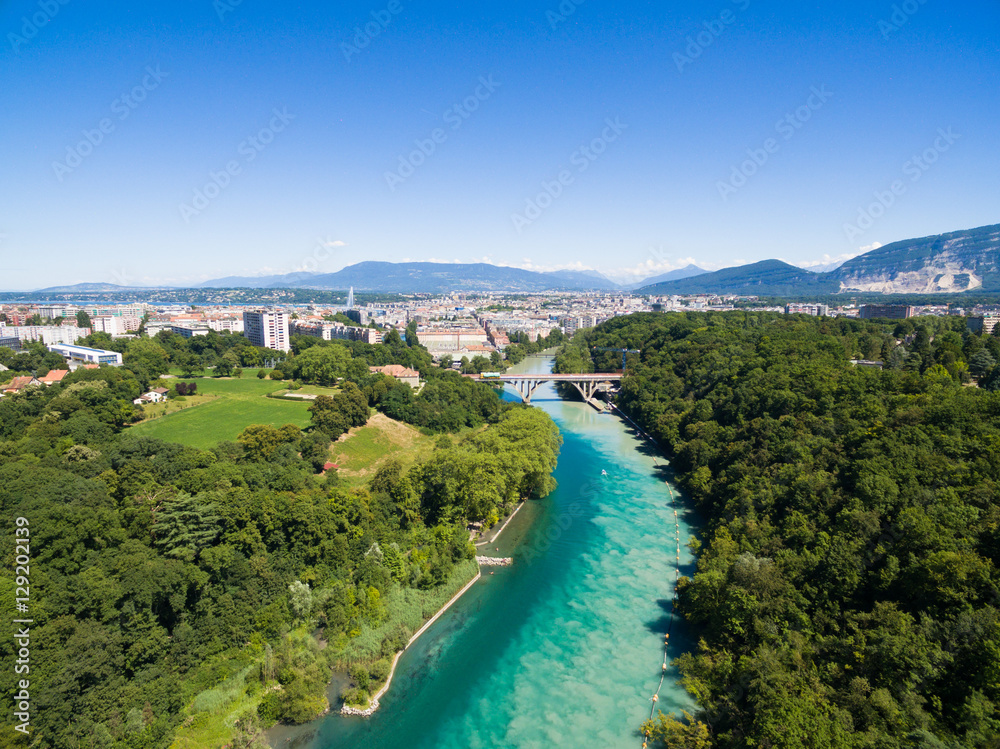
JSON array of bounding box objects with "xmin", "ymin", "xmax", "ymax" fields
[
  {"xmin": 347, "ymin": 286, "xmax": 355, "ymax": 309},
  {"xmin": 91, "ymin": 316, "xmax": 128, "ymax": 336},
  {"xmin": 0, "ymin": 325, "xmax": 91, "ymax": 345},
  {"xmin": 243, "ymin": 310, "xmax": 290, "ymax": 352}
]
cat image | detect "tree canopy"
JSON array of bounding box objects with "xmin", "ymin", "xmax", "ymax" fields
[
  {"xmin": 558, "ymin": 311, "xmax": 1000, "ymax": 748},
  {"xmin": 0, "ymin": 325, "xmax": 561, "ymax": 749}
]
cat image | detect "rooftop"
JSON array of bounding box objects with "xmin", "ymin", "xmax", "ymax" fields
[{"xmin": 49, "ymin": 343, "xmax": 119, "ymax": 354}]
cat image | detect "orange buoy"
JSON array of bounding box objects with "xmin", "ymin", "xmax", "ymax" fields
[{"xmin": 652, "ymin": 694, "xmax": 658, "ymax": 702}]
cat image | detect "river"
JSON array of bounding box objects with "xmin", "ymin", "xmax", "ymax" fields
[{"xmin": 277, "ymin": 355, "xmax": 697, "ymax": 748}]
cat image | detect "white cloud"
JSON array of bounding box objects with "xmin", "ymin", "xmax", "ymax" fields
[
  {"xmin": 599, "ymin": 254, "xmax": 736, "ymax": 283},
  {"xmin": 322, "ymin": 240, "xmax": 347, "ymax": 247},
  {"xmin": 509, "ymin": 259, "xmax": 595, "ymax": 273},
  {"xmin": 600, "ymin": 256, "xmax": 703, "ymax": 282}
]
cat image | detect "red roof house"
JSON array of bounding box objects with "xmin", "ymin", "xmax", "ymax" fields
[
  {"xmin": 40, "ymin": 369, "xmax": 69, "ymax": 385},
  {"xmin": 2, "ymin": 376, "xmax": 41, "ymax": 395}
]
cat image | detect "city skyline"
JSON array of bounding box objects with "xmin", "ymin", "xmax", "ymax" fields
[{"xmin": 1, "ymin": 0, "xmax": 998, "ymax": 291}]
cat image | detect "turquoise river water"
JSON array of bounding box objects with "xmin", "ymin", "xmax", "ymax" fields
[{"xmin": 279, "ymin": 356, "xmax": 697, "ymax": 749}]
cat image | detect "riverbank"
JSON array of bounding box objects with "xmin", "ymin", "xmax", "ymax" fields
[
  {"xmin": 336, "ymin": 493, "xmax": 533, "ymax": 718},
  {"xmin": 266, "ymin": 479, "xmax": 538, "ymax": 746},
  {"xmin": 339, "ymin": 570, "xmax": 483, "ymax": 717},
  {"xmin": 287, "ymin": 354, "xmax": 696, "ymax": 749},
  {"xmin": 474, "ymin": 499, "xmax": 527, "ymax": 546}
]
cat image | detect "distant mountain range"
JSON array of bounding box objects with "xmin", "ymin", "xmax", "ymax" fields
[
  {"xmin": 24, "ymin": 223, "xmax": 999, "ymax": 297},
  {"xmin": 832, "ymin": 224, "xmax": 1000, "ymax": 293},
  {"xmin": 194, "ymin": 272, "xmax": 319, "ymax": 289},
  {"xmin": 31, "ymin": 282, "xmax": 170, "ymax": 294},
  {"xmin": 197, "ymin": 262, "xmax": 624, "ymax": 293},
  {"xmin": 639, "ymin": 260, "xmax": 839, "ymax": 296},
  {"xmin": 638, "ymin": 224, "xmax": 1000, "ymax": 296},
  {"xmin": 195, "ymin": 263, "xmax": 712, "ymax": 293}
]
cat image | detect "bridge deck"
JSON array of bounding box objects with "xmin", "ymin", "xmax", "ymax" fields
[{"xmin": 476, "ymin": 373, "xmax": 621, "ymax": 381}]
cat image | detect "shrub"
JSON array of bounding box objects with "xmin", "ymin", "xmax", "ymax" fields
[
  {"xmin": 369, "ymin": 658, "xmax": 392, "ymax": 683},
  {"xmin": 340, "ymin": 687, "xmax": 369, "ymax": 708},
  {"xmin": 349, "ymin": 665, "xmax": 370, "ymax": 691},
  {"xmin": 257, "ymin": 691, "xmax": 281, "ymax": 723},
  {"xmin": 280, "ymin": 679, "xmax": 326, "ymax": 724}
]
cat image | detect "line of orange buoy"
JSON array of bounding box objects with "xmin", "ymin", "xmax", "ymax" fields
[
  {"xmin": 604, "ymin": 403, "xmax": 686, "ymax": 748},
  {"xmin": 644, "ymin": 479, "xmax": 684, "ymax": 747}
]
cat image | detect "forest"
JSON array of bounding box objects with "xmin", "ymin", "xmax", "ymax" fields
[
  {"xmin": 0, "ymin": 329, "xmax": 560, "ymax": 749},
  {"xmin": 558, "ymin": 311, "xmax": 1000, "ymax": 748}
]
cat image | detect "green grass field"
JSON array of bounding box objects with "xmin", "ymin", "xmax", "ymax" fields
[
  {"xmin": 168, "ymin": 376, "xmax": 288, "ymax": 397},
  {"xmin": 330, "ymin": 413, "xmax": 440, "ymax": 486},
  {"xmin": 130, "ymin": 377, "xmax": 312, "ymax": 449}
]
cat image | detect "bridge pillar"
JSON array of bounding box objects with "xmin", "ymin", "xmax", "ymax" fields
[
  {"xmin": 523, "ymin": 380, "xmax": 540, "ymax": 403},
  {"xmin": 512, "ymin": 380, "xmax": 541, "ymax": 404},
  {"xmin": 488, "ymin": 374, "xmax": 620, "ymax": 407},
  {"xmin": 568, "ymin": 379, "xmax": 600, "ymax": 405}
]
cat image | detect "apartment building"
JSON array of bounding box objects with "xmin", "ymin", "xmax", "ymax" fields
[
  {"xmin": 968, "ymin": 314, "xmax": 1000, "ymax": 336},
  {"xmin": 243, "ymin": 310, "xmax": 290, "ymax": 352},
  {"xmin": 0, "ymin": 325, "xmax": 91, "ymax": 346}
]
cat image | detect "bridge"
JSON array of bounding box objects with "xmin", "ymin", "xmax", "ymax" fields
[{"xmin": 475, "ymin": 373, "xmax": 622, "ymax": 407}]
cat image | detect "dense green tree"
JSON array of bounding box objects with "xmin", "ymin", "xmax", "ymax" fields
[
  {"xmin": 152, "ymin": 491, "xmax": 221, "ymax": 561},
  {"xmin": 308, "ymin": 395, "xmax": 349, "ymax": 440},
  {"xmin": 559, "ymin": 311, "xmax": 1000, "ymax": 748},
  {"xmin": 296, "ymin": 345, "xmax": 352, "ymax": 386},
  {"xmin": 970, "ymin": 349, "xmax": 996, "ymax": 379},
  {"xmin": 237, "ymin": 424, "xmax": 300, "ymax": 462}
]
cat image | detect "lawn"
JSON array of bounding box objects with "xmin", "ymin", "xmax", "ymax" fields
[
  {"xmin": 129, "ymin": 377, "xmax": 312, "ymax": 449},
  {"xmin": 167, "ymin": 376, "xmax": 288, "ymax": 397},
  {"xmin": 330, "ymin": 413, "xmax": 441, "ymax": 486}
]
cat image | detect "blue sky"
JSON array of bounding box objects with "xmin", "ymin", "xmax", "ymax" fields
[{"xmin": 1, "ymin": 0, "xmax": 998, "ymax": 290}]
